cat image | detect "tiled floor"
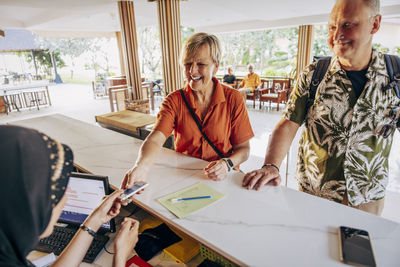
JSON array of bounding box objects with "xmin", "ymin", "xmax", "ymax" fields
[{"xmin": 1, "ymin": 83, "xmax": 399, "ymax": 222}]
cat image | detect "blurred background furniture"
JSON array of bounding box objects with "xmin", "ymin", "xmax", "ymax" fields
[
  {"xmin": 0, "ymin": 82, "xmax": 51, "ymax": 113},
  {"xmin": 106, "ymin": 76, "xmax": 127, "ymax": 94},
  {"xmin": 0, "ymin": 90, "xmax": 23, "ymax": 113},
  {"xmin": 108, "ymin": 84, "xmax": 129, "ymax": 112},
  {"xmin": 259, "ymin": 79, "xmax": 290, "ymax": 111},
  {"xmin": 95, "ymin": 110, "xmax": 174, "ymax": 149},
  {"xmin": 125, "ymin": 99, "xmax": 150, "ymax": 114},
  {"xmin": 152, "ymin": 79, "xmax": 164, "ymax": 96},
  {"xmin": 95, "ymin": 110, "xmax": 156, "ymax": 139},
  {"xmin": 106, "ymin": 75, "xmax": 157, "ymax": 112},
  {"xmin": 23, "ymin": 87, "xmax": 51, "ymax": 110},
  {"xmin": 141, "ymin": 80, "xmax": 154, "ymax": 110},
  {"xmin": 246, "ymin": 88, "xmax": 258, "ymax": 109},
  {"xmin": 92, "ymin": 73, "xmax": 107, "ymax": 98}
]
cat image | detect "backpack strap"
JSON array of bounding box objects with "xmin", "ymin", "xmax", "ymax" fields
[
  {"xmin": 383, "ymin": 54, "xmax": 400, "ymax": 99},
  {"xmin": 306, "ymin": 57, "xmax": 331, "ymax": 113}
]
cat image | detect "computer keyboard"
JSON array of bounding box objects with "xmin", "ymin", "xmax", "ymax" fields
[{"xmin": 36, "ymin": 225, "xmax": 110, "ymax": 263}]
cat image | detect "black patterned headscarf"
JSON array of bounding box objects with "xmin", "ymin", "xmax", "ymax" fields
[{"xmin": 0, "ymin": 125, "xmax": 74, "ymax": 266}]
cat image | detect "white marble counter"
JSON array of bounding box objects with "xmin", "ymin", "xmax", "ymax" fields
[{"xmin": 11, "ymin": 114, "xmax": 400, "ymax": 267}]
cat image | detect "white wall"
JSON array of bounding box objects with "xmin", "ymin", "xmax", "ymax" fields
[{"xmin": 374, "ymin": 22, "xmax": 400, "ymax": 51}]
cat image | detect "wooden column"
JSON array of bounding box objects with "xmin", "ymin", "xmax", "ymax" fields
[
  {"xmin": 156, "ymin": 0, "xmax": 184, "ymax": 94},
  {"xmin": 118, "ymin": 1, "xmax": 142, "ymax": 99},
  {"xmin": 296, "ymin": 25, "xmax": 314, "ymax": 80},
  {"xmin": 115, "ymin": 31, "xmax": 126, "ymax": 76}
]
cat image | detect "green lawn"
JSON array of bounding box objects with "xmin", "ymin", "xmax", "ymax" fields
[{"xmin": 59, "ymin": 69, "xmax": 94, "ymax": 84}]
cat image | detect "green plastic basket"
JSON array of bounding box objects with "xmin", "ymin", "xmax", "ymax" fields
[{"xmin": 200, "ymin": 245, "xmax": 238, "ymax": 267}]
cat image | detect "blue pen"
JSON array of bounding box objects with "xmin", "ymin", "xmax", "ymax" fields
[{"xmin": 171, "ymin": 195, "xmax": 211, "ymax": 203}]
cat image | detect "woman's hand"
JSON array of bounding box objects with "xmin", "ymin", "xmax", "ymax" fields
[
  {"xmin": 121, "ymin": 165, "xmax": 148, "ymax": 191},
  {"xmin": 242, "ymin": 166, "xmax": 281, "ymax": 190},
  {"xmin": 114, "ymin": 218, "xmax": 139, "ymax": 264},
  {"xmin": 84, "ymin": 189, "xmax": 124, "ymax": 231},
  {"xmin": 204, "ymin": 160, "xmax": 229, "ymax": 181}
]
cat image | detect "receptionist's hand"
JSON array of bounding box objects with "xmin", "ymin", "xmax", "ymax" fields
[
  {"xmin": 204, "ymin": 160, "xmax": 229, "ymax": 181},
  {"xmin": 84, "ymin": 189, "xmax": 124, "ymax": 231},
  {"xmin": 242, "ymin": 166, "xmax": 281, "ymax": 190},
  {"xmin": 114, "ymin": 218, "xmax": 139, "ymax": 265},
  {"xmin": 121, "ymin": 165, "xmax": 148, "ymax": 193}
]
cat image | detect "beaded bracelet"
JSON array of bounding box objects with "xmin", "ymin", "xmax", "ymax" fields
[{"xmin": 261, "ymin": 163, "xmax": 280, "ymax": 173}]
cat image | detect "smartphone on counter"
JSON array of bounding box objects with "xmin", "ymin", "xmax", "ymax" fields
[
  {"xmin": 338, "ymin": 226, "xmax": 376, "ymax": 267},
  {"xmin": 120, "ymin": 182, "xmax": 149, "ymax": 202}
]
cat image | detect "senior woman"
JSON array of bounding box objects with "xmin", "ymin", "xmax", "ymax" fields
[{"xmin": 122, "ymin": 32, "xmax": 254, "ymax": 189}]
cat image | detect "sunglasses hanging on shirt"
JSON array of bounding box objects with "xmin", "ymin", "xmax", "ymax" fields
[{"xmin": 377, "ymin": 106, "xmax": 400, "ymax": 138}]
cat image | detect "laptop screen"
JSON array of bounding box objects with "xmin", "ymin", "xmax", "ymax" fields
[{"xmin": 59, "ymin": 172, "xmax": 114, "ymax": 232}]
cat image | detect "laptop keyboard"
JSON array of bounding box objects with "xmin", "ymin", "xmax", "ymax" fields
[{"xmin": 36, "ymin": 225, "xmax": 110, "ymax": 263}]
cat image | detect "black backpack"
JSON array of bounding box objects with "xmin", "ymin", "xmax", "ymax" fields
[{"xmin": 306, "ymin": 54, "xmax": 400, "ymax": 112}]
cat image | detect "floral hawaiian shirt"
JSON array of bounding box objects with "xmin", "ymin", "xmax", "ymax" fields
[{"xmin": 284, "ymin": 50, "xmax": 400, "ymax": 206}]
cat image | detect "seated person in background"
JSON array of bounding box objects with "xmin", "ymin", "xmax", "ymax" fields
[
  {"xmin": 0, "ymin": 125, "xmax": 139, "ymax": 267},
  {"xmin": 238, "ymin": 64, "xmax": 261, "ymax": 102},
  {"xmin": 122, "ymin": 32, "xmax": 254, "ymax": 190},
  {"xmin": 223, "ymin": 67, "xmax": 237, "ymax": 88}
]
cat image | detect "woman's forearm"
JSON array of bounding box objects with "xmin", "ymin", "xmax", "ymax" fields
[
  {"xmin": 134, "ymin": 130, "xmax": 166, "ymax": 169},
  {"xmin": 51, "ymin": 229, "xmax": 97, "ymax": 267},
  {"xmin": 112, "ymin": 255, "xmax": 125, "ymax": 267},
  {"xmin": 264, "ymin": 118, "xmax": 299, "ymax": 168},
  {"xmin": 229, "ymin": 141, "xmax": 250, "ymax": 167}
]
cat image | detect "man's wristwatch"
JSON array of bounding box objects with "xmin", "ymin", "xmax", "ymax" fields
[{"xmin": 222, "ymin": 158, "xmax": 234, "ymax": 172}]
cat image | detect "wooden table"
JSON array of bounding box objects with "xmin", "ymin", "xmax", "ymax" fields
[{"xmin": 95, "ymin": 110, "xmax": 174, "ymax": 149}]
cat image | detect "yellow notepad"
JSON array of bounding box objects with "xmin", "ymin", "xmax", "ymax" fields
[{"xmin": 157, "ymin": 182, "xmax": 226, "ymax": 218}]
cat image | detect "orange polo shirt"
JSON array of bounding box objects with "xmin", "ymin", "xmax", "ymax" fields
[{"xmin": 153, "ymin": 78, "xmax": 254, "ymax": 161}]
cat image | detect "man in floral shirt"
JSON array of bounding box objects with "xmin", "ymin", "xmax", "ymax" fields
[{"xmin": 243, "ymin": 0, "xmax": 400, "ymax": 215}]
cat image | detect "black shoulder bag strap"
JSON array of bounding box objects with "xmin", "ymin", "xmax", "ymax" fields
[
  {"xmin": 306, "ymin": 57, "xmax": 331, "ymax": 113},
  {"xmin": 383, "ymin": 54, "xmax": 400, "ymax": 99},
  {"xmin": 179, "ymin": 89, "xmax": 226, "ymax": 159}
]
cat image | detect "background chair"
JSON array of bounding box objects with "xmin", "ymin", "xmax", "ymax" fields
[
  {"xmin": 259, "ymin": 79, "xmax": 290, "ymax": 111},
  {"xmin": 246, "ymin": 88, "xmax": 258, "ymax": 108},
  {"xmin": 242, "ymin": 79, "xmax": 265, "ymax": 109},
  {"xmin": 108, "ymin": 85, "xmax": 129, "ymax": 112}
]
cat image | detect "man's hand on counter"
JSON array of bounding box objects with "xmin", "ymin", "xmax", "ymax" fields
[{"xmin": 242, "ymin": 165, "xmax": 281, "ymax": 190}]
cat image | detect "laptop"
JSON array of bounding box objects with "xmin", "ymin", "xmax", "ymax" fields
[
  {"xmin": 36, "ymin": 172, "xmax": 115, "ymax": 263},
  {"xmin": 59, "ymin": 172, "xmax": 116, "ymax": 233}
]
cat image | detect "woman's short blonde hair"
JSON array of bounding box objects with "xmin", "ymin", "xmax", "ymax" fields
[{"xmin": 180, "ymin": 32, "xmax": 221, "ymax": 65}]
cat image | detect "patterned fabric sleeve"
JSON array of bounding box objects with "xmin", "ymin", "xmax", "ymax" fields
[{"xmin": 396, "ymin": 106, "xmax": 400, "ymax": 130}]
